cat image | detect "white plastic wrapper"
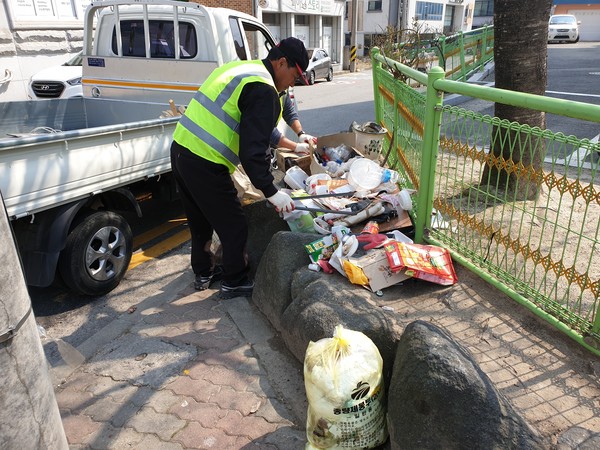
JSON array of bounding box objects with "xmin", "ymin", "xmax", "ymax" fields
[{"xmin": 304, "ymin": 325, "xmax": 388, "ymax": 449}]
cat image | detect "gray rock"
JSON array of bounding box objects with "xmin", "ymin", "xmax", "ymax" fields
[
  {"xmin": 280, "ymin": 268, "xmax": 402, "ymax": 386},
  {"xmin": 387, "ymin": 320, "xmax": 544, "ymax": 450},
  {"xmin": 244, "ymin": 200, "xmax": 290, "ymax": 277},
  {"xmin": 252, "ymin": 230, "xmax": 320, "ymax": 331}
]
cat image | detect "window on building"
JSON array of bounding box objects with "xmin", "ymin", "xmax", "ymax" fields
[
  {"xmin": 415, "ymin": 2, "xmax": 444, "ymax": 21},
  {"xmin": 367, "ymin": 0, "xmax": 382, "ymax": 11},
  {"xmin": 262, "ymin": 13, "xmax": 280, "ymax": 25},
  {"xmin": 296, "ymin": 15, "xmax": 309, "ymax": 26},
  {"xmin": 323, "ymin": 16, "xmax": 333, "ymax": 26},
  {"xmin": 474, "ymin": 0, "xmax": 493, "ymax": 17}
]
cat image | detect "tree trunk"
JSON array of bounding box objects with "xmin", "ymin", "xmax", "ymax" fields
[
  {"xmin": 0, "ymin": 195, "xmax": 68, "ymax": 449},
  {"xmin": 481, "ymin": 0, "xmax": 553, "ymax": 201}
]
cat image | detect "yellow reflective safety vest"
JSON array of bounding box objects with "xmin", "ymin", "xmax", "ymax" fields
[{"xmin": 173, "ymin": 60, "xmax": 281, "ymax": 173}]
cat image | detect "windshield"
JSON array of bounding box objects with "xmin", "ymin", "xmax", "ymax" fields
[
  {"xmin": 549, "ymin": 16, "xmax": 576, "ymax": 25},
  {"xmin": 64, "ymin": 51, "xmax": 83, "ymax": 66}
]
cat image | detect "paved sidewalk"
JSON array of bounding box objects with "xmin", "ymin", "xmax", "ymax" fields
[{"xmin": 52, "ymin": 285, "xmax": 307, "ymax": 449}]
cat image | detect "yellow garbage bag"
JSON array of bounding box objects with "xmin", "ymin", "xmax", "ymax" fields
[{"xmin": 304, "ymin": 325, "xmax": 388, "ymax": 449}]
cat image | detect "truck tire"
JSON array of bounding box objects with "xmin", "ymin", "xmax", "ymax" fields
[{"xmin": 58, "ymin": 210, "xmax": 132, "ymax": 296}]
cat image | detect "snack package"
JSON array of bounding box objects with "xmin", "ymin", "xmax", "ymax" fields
[{"xmin": 383, "ymin": 241, "xmax": 458, "ymax": 285}]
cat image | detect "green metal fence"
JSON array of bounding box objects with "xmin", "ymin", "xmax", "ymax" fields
[
  {"xmin": 385, "ymin": 26, "xmax": 494, "ymax": 82},
  {"xmin": 371, "ymin": 47, "xmax": 600, "ymax": 357},
  {"xmin": 435, "ymin": 26, "xmax": 494, "ymax": 81}
]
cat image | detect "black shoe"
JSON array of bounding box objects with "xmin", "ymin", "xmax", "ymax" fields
[
  {"xmin": 219, "ymin": 278, "xmax": 254, "ymax": 299},
  {"xmin": 194, "ymin": 265, "xmax": 223, "ymax": 291}
]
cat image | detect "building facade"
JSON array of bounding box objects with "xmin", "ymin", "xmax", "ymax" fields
[{"xmin": 345, "ymin": 0, "xmax": 476, "ymax": 58}]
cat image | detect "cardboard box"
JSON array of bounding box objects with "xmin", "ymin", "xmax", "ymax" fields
[
  {"xmin": 276, "ymin": 148, "xmax": 312, "ymax": 174},
  {"xmin": 311, "ymin": 132, "xmax": 362, "ymax": 175},
  {"xmin": 346, "ymin": 248, "xmax": 410, "ymax": 292}
]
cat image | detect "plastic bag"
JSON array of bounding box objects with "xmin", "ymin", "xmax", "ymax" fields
[{"xmin": 304, "ymin": 325, "xmax": 388, "ymax": 449}]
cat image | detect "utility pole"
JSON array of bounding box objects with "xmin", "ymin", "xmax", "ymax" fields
[
  {"xmin": 350, "ymin": 0, "xmax": 358, "ymax": 72},
  {"xmin": 0, "ymin": 195, "xmax": 68, "ymax": 449}
]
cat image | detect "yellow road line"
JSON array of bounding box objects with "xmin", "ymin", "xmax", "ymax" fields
[
  {"xmin": 129, "ymin": 228, "xmax": 191, "ymax": 271},
  {"xmin": 132, "ymin": 216, "xmax": 187, "ymax": 248}
]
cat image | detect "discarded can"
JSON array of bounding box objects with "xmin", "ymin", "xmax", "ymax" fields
[
  {"xmin": 308, "ymin": 263, "xmax": 321, "ymax": 272},
  {"xmin": 361, "ymin": 220, "xmax": 379, "ymax": 235}
]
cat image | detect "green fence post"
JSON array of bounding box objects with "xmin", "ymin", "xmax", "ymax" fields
[
  {"xmin": 414, "ymin": 66, "xmax": 445, "ymax": 244},
  {"xmin": 481, "ymin": 26, "xmax": 488, "ymax": 70},
  {"xmin": 437, "ymin": 35, "xmax": 446, "ymax": 70},
  {"xmin": 459, "ymin": 32, "xmax": 466, "ymax": 81},
  {"xmin": 371, "ymin": 47, "xmax": 382, "ymax": 124}
]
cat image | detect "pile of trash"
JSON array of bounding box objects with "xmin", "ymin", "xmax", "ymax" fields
[{"xmin": 278, "ymin": 137, "xmax": 457, "ymax": 292}]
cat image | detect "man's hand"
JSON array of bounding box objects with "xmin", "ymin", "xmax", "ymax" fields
[
  {"xmin": 267, "ymin": 191, "xmax": 295, "ymax": 213},
  {"xmin": 299, "ymin": 133, "xmax": 317, "ymax": 146},
  {"xmin": 294, "ymin": 142, "xmax": 311, "ymax": 155}
]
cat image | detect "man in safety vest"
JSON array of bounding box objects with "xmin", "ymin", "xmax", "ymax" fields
[{"xmin": 170, "ymin": 37, "xmax": 309, "ymax": 299}]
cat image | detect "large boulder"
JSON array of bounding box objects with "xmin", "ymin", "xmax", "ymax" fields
[
  {"xmin": 280, "ymin": 268, "xmax": 402, "ymax": 387},
  {"xmin": 252, "ymin": 230, "xmax": 318, "ymax": 331},
  {"xmin": 244, "ymin": 200, "xmax": 289, "ymax": 277},
  {"xmin": 387, "ymin": 320, "xmax": 543, "ymax": 449}
]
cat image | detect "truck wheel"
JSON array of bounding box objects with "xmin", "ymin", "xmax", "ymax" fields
[{"xmin": 58, "ymin": 211, "xmax": 132, "ymax": 296}]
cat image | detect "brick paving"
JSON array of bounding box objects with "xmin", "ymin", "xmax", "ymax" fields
[{"xmin": 53, "ymin": 287, "xmax": 306, "ymax": 449}]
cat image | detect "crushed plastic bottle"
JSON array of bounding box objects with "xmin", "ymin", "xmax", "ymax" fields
[
  {"xmin": 324, "ymin": 144, "xmax": 353, "ymax": 163},
  {"xmin": 347, "ymin": 158, "xmax": 399, "ymax": 191}
]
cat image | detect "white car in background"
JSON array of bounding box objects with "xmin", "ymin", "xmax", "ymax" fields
[
  {"xmin": 28, "ymin": 52, "xmax": 83, "ymax": 99},
  {"xmin": 548, "ymin": 14, "xmax": 580, "ymax": 43}
]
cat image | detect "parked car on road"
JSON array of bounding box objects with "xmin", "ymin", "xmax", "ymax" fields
[
  {"xmin": 300, "ymin": 48, "xmax": 333, "ymax": 85},
  {"xmin": 27, "ymin": 51, "xmax": 83, "ymax": 99},
  {"xmin": 548, "ymin": 14, "xmax": 580, "ymax": 43}
]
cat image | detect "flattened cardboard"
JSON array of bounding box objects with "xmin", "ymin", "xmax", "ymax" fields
[
  {"xmin": 276, "ymin": 148, "xmax": 312, "ymax": 175},
  {"xmin": 346, "ymin": 248, "xmax": 410, "ymax": 292}
]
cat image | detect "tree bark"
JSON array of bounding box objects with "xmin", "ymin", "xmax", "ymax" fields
[
  {"xmin": 481, "ymin": 0, "xmax": 553, "ymax": 201},
  {"xmin": 0, "ymin": 195, "xmax": 68, "ymax": 449}
]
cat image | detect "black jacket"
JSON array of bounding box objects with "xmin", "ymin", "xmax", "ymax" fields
[{"xmin": 237, "ymin": 59, "xmax": 283, "ymax": 199}]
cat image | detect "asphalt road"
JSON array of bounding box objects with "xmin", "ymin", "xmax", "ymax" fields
[{"xmin": 30, "ymin": 43, "xmax": 600, "ymax": 356}]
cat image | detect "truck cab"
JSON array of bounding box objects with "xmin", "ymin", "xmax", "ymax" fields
[{"xmin": 83, "ymin": 1, "xmax": 278, "ymax": 105}]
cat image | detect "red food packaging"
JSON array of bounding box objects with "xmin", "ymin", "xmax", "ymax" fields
[{"xmin": 384, "ymin": 241, "xmax": 405, "ymax": 273}]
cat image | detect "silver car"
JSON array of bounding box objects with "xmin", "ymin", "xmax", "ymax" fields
[
  {"xmin": 301, "ymin": 48, "xmax": 333, "ymax": 85},
  {"xmin": 548, "ymin": 14, "xmax": 580, "ymax": 43}
]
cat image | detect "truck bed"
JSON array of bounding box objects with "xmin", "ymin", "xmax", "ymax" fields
[{"xmin": 0, "ymin": 98, "xmax": 179, "ymax": 219}]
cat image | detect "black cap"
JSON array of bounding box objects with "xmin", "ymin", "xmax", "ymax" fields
[{"xmin": 277, "ymin": 37, "xmax": 309, "ymax": 85}]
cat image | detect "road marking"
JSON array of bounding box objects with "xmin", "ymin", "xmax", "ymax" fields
[
  {"xmin": 544, "ymin": 134, "xmax": 600, "ymax": 169},
  {"xmin": 546, "ymin": 90, "xmax": 600, "ymax": 99},
  {"xmin": 129, "ymin": 228, "xmax": 191, "ymax": 270},
  {"xmin": 132, "ymin": 216, "xmax": 186, "ymax": 248}
]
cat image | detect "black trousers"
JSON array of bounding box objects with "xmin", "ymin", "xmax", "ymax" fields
[{"xmin": 170, "ymin": 141, "xmax": 249, "ymax": 284}]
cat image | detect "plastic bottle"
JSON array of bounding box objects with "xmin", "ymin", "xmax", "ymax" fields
[
  {"xmin": 347, "ymin": 158, "xmax": 399, "ymax": 191},
  {"xmin": 324, "ymin": 144, "xmax": 352, "ymax": 163}
]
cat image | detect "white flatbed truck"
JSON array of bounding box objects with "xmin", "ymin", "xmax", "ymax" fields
[{"xmin": 0, "ymin": 0, "xmax": 282, "ymax": 296}]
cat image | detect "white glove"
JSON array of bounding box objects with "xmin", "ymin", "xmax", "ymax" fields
[
  {"xmin": 267, "ymin": 191, "xmax": 295, "ymax": 213},
  {"xmin": 294, "ymin": 142, "xmax": 310, "ymax": 155},
  {"xmin": 299, "ymin": 133, "xmax": 317, "ymax": 146}
]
